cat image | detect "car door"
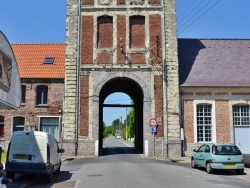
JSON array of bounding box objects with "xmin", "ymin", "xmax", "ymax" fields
[
  {"xmin": 199, "ymin": 144, "xmax": 211, "ymax": 167},
  {"xmin": 193, "ymin": 145, "xmax": 205, "ymax": 166}
]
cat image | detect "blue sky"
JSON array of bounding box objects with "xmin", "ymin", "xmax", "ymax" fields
[{"xmin": 0, "ymin": 0, "xmax": 250, "ymax": 126}]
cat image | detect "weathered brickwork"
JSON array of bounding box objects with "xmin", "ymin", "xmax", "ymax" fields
[
  {"xmin": 80, "ymin": 75, "xmax": 89, "ymax": 136},
  {"xmin": 154, "ymin": 75, "xmax": 163, "ymax": 137},
  {"xmin": 0, "ymin": 80, "xmax": 64, "ymax": 150},
  {"xmin": 81, "ymin": 16, "xmax": 94, "ymax": 64},
  {"xmin": 215, "ymin": 100, "xmax": 231, "ymax": 143},
  {"xmin": 149, "ymin": 14, "xmax": 162, "ymax": 64},
  {"xmin": 64, "ymin": 0, "xmax": 181, "ymax": 157},
  {"xmin": 117, "ymin": 15, "xmax": 126, "ymax": 64},
  {"xmin": 183, "ymin": 100, "xmax": 194, "ymax": 143}
]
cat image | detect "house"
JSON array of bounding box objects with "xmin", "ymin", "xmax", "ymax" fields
[
  {"xmin": 178, "ymin": 39, "xmax": 250, "ymax": 164},
  {"xmin": 0, "ymin": 43, "xmax": 65, "ymax": 150}
]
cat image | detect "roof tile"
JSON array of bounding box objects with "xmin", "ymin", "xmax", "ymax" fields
[{"xmin": 11, "ymin": 43, "xmax": 65, "ymax": 79}]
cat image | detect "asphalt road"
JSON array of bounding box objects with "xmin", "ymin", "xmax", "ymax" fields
[{"xmin": 5, "ymin": 137, "xmax": 250, "ymax": 188}]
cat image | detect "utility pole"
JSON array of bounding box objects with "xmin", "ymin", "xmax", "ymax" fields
[{"xmin": 126, "ymin": 108, "xmax": 128, "ymax": 140}]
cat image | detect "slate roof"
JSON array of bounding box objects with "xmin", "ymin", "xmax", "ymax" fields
[
  {"xmin": 11, "ymin": 43, "xmax": 65, "ymax": 79},
  {"xmin": 178, "ymin": 39, "xmax": 250, "ymax": 87}
]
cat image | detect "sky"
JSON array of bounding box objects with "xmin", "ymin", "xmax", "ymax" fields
[{"xmin": 0, "ymin": 0, "xmax": 250, "ymax": 126}]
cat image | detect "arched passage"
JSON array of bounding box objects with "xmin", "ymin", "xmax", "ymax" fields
[{"xmin": 99, "ymin": 77, "xmax": 144, "ymax": 155}]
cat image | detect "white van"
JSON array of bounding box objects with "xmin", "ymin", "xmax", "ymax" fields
[{"xmin": 5, "ymin": 131, "xmax": 64, "ymax": 183}]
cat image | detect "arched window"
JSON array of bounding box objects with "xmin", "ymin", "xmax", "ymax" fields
[{"xmin": 36, "ymin": 85, "xmax": 48, "ymax": 105}]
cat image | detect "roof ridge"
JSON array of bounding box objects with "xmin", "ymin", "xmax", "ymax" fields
[
  {"xmin": 11, "ymin": 43, "xmax": 66, "ymax": 45},
  {"xmin": 178, "ymin": 38, "xmax": 250, "ymax": 40}
]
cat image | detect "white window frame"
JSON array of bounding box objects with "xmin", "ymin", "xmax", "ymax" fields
[
  {"xmin": 38, "ymin": 116, "xmax": 61, "ymax": 140},
  {"xmin": 193, "ymin": 100, "xmax": 216, "ymax": 143}
]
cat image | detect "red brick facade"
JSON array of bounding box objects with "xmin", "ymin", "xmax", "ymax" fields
[
  {"xmin": 81, "ymin": 16, "xmax": 94, "ymax": 64},
  {"xmin": 80, "ymin": 75, "xmax": 89, "ymax": 136},
  {"xmin": 0, "ymin": 81, "xmax": 64, "ymax": 141},
  {"xmin": 154, "ymin": 75, "xmax": 163, "ymax": 137},
  {"xmin": 215, "ymin": 100, "xmax": 231, "ymax": 143}
]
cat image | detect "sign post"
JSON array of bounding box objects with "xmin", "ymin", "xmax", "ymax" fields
[{"xmin": 149, "ymin": 118, "xmax": 158, "ymax": 157}]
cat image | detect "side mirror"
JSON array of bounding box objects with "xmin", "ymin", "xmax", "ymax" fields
[
  {"xmin": 193, "ymin": 149, "xmax": 197, "ymax": 152},
  {"xmin": 58, "ymin": 148, "xmax": 65, "ymax": 153}
]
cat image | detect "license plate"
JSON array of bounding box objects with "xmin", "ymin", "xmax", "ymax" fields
[
  {"xmin": 13, "ymin": 154, "xmax": 28, "ymax": 160},
  {"xmin": 224, "ymin": 163, "xmax": 235, "ymax": 168}
]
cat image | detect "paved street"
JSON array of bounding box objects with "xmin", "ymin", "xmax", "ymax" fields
[{"xmin": 5, "ymin": 137, "xmax": 250, "ymax": 187}]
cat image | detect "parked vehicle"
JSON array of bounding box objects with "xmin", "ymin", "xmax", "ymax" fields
[
  {"xmin": 191, "ymin": 143, "xmax": 245, "ymax": 175},
  {"xmin": 5, "ymin": 131, "xmax": 64, "ymax": 183}
]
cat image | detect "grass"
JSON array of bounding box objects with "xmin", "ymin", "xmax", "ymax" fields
[{"xmin": 1, "ymin": 151, "xmax": 6, "ymax": 163}]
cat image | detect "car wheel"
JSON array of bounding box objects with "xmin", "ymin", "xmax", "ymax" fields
[
  {"xmin": 191, "ymin": 158, "xmax": 197, "ymax": 168},
  {"xmin": 206, "ymin": 163, "xmax": 214, "ymax": 174},
  {"xmin": 6, "ymin": 172, "xmax": 15, "ymax": 180},
  {"xmin": 236, "ymin": 169, "xmax": 244, "ymax": 175}
]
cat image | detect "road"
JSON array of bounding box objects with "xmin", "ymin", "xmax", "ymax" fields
[{"xmin": 5, "ymin": 137, "xmax": 250, "ymax": 187}]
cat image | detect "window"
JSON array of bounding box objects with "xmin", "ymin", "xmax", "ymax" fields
[
  {"xmin": 40, "ymin": 117, "xmax": 59, "ymax": 140},
  {"xmin": 97, "ymin": 16, "xmax": 113, "ymax": 48},
  {"xmin": 36, "ymin": 85, "xmax": 48, "ymax": 105},
  {"xmin": 21, "ymin": 85, "xmax": 26, "ymax": 104},
  {"xmin": 13, "ymin": 116, "xmax": 25, "ymax": 132},
  {"xmin": 233, "ymin": 104, "xmax": 250, "ymax": 126},
  {"xmin": 0, "ymin": 116, "xmax": 4, "ymax": 137},
  {"xmin": 197, "ymin": 104, "xmax": 212, "ymax": 142},
  {"xmin": 129, "ymin": 16, "xmax": 145, "ymax": 48},
  {"xmin": 44, "ymin": 57, "xmax": 55, "ymax": 64}
]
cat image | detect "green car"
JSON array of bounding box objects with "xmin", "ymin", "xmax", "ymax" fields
[{"xmin": 191, "ymin": 143, "xmax": 245, "ymax": 175}]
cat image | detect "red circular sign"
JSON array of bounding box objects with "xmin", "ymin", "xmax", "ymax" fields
[{"xmin": 149, "ymin": 118, "xmax": 157, "ymax": 127}]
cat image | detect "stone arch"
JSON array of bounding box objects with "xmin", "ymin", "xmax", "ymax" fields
[{"xmin": 92, "ymin": 71, "xmax": 152, "ymax": 155}]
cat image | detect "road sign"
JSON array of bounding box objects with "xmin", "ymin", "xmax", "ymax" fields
[
  {"xmin": 151, "ymin": 126, "xmax": 156, "ymax": 133},
  {"xmin": 149, "ymin": 118, "xmax": 157, "ymax": 127}
]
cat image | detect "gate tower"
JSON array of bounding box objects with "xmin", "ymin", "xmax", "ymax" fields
[{"xmin": 63, "ymin": 0, "xmax": 181, "ymax": 157}]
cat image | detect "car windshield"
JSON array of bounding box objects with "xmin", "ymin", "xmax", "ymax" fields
[{"xmin": 214, "ymin": 145, "xmax": 242, "ymax": 155}]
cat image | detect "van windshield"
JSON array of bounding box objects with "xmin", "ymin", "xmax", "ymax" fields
[{"xmin": 12, "ymin": 135, "xmax": 32, "ymax": 151}]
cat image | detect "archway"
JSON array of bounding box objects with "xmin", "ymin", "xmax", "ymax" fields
[{"xmin": 99, "ymin": 77, "xmax": 144, "ymax": 155}]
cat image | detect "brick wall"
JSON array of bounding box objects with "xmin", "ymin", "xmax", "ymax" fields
[
  {"xmin": 80, "ymin": 75, "xmax": 89, "ymax": 136},
  {"xmin": 0, "ymin": 80, "xmax": 64, "ymax": 147},
  {"xmin": 149, "ymin": 14, "xmax": 162, "ymax": 64},
  {"xmin": 81, "ymin": 16, "xmax": 94, "ymax": 64},
  {"xmin": 183, "ymin": 100, "xmax": 194, "ymax": 143},
  {"xmin": 215, "ymin": 100, "xmax": 231, "ymax": 142},
  {"xmin": 154, "ymin": 75, "xmax": 163, "ymax": 136}
]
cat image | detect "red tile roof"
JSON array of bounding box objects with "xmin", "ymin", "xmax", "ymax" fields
[{"xmin": 11, "ymin": 44, "xmax": 65, "ymax": 79}]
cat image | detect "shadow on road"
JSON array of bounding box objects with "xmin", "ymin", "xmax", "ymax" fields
[{"xmin": 101, "ymin": 146, "xmax": 137, "ymax": 156}]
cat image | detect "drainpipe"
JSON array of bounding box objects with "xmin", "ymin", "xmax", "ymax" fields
[
  {"xmin": 75, "ymin": 0, "xmax": 82, "ymax": 156},
  {"xmin": 180, "ymin": 87, "xmax": 184, "ymax": 156},
  {"xmin": 162, "ymin": 0, "xmax": 168, "ymax": 158}
]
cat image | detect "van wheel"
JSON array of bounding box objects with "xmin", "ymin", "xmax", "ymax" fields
[
  {"xmin": 46, "ymin": 172, "xmax": 53, "ymax": 183},
  {"xmin": 55, "ymin": 162, "xmax": 61, "ymax": 174},
  {"xmin": 7, "ymin": 172, "xmax": 15, "ymax": 180}
]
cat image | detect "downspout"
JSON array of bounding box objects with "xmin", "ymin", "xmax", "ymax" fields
[
  {"xmin": 162, "ymin": 0, "xmax": 168, "ymax": 157},
  {"xmin": 180, "ymin": 87, "xmax": 184, "ymax": 156},
  {"xmin": 75, "ymin": 0, "xmax": 82, "ymax": 156}
]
